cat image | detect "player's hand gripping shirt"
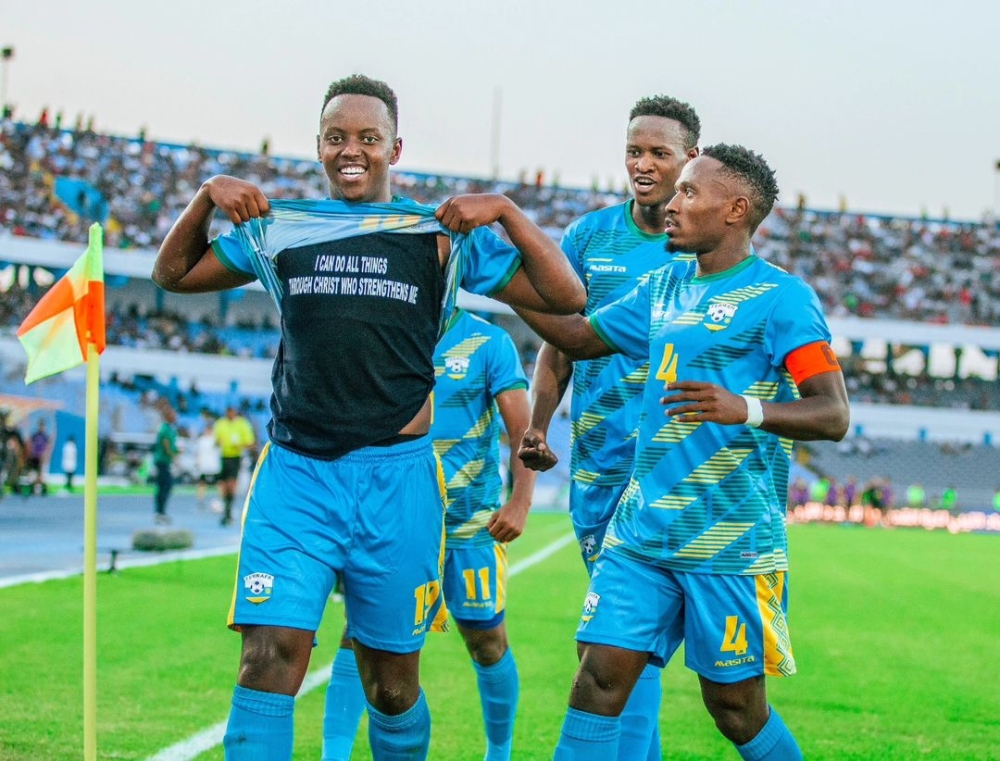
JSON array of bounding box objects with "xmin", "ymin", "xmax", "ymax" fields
[
  {"xmin": 590, "ymin": 255, "xmax": 833, "ymax": 575},
  {"xmin": 562, "ymin": 201, "xmax": 694, "ymax": 487},
  {"xmin": 432, "ymin": 310, "xmax": 527, "ymax": 548},
  {"xmin": 211, "ymin": 198, "xmax": 521, "ymax": 460}
]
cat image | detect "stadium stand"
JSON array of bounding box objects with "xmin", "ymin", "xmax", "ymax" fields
[
  {"xmin": 801, "ymin": 438, "xmax": 996, "ymax": 512},
  {"xmin": 1, "ymin": 116, "xmax": 998, "ymax": 512}
]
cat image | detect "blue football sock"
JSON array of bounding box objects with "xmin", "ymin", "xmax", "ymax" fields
[
  {"xmin": 618, "ymin": 663, "xmax": 661, "ymax": 761},
  {"xmin": 554, "ymin": 707, "xmax": 620, "ymax": 760},
  {"xmin": 646, "ymin": 722, "xmax": 662, "ymax": 761},
  {"xmin": 735, "ymin": 706, "xmax": 802, "ymax": 760},
  {"xmin": 473, "ymin": 649, "xmax": 519, "ymax": 760},
  {"xmin": 367, "ymin": 688, "xmax": 431, "ymax": 761},
  {"xmin": 323, "ymin": 647, "xmax": 367, "ymax": 761},
  {"xmin": 222, "ymin": 684, "xmax": 294, "ymax": 760}
]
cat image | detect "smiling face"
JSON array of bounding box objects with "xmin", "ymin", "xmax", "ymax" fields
[
  {"xmin": 316, "ymin": 94, "xmax": 402, "ymax": 203},
  {"xmin": 625, "ymin": 115, "xmax": 697, "ymax": 209}
]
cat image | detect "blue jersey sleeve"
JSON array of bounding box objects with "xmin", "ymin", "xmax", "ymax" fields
[
  {"xmin": 764, "ymin": 279, "xmax": 833, "ymax": 367},
  {"xmin": 460, "ymin": 227, "xmax": 522, "ymax": 296},
  {"xmin": 587, "ymin": 281, "xmax": 652, "ymax": 362},
  {"xmin": 210, "ymin": 230, "xmax": 256, "ymax": 278},
  {"xmin": 560, "ymin": 217, "xmax": 587, "ymax": 282},
  {"xmin": 487, "ymin": 330, "xmax": 529, "ymax": 397}
]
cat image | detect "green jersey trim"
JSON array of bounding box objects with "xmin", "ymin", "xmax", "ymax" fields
[{"xmin": 692, "ymin": 254, "xmax": 758, "ymax": 284}]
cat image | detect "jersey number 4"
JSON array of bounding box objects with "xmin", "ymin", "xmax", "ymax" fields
[{"xmin": 655, "ymin": 343, "xmax": 679, "ymax": 384}]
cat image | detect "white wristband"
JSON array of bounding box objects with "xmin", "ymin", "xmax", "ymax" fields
[{"xmin": 742, "ymin": 395, "xmax": 764, "ymax": 428}]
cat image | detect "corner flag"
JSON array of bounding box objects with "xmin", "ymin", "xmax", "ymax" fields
[{"xmin": 17, "ymin": 223, "xmax": 106, "ymax": 383}]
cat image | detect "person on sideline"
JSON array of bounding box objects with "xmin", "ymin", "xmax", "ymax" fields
[
  {"xmin": 61, "ymin": 434, "xmax": 78, "ymax": 492},
  {"xmin": 213, "ymin": 406, "xmax": 256, "ymax": 526},
  {"xmin": 195, "ymin": 420, "xmax": 222, "ymax": 510},
  {"xmin": 151, "ymin": 74, "xmax": 584, "ymax": 761},
  {"xmin": 25, "ymin": 418, "xmax": 51, "ymax": 495},
  {"xmin": 153, "ymin": 405, "xmax": 179, "ymax": 525},
  {"xmin": 517, "ymin": 145, "xmax": 850, "ymax": 759}
]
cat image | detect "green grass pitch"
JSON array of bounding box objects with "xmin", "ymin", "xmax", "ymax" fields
[{"xmin": 2, "ymin": 514, "xmax": 998, "ymax": 759}]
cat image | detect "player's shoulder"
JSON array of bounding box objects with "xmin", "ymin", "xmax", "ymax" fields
[
  {"xmin": 755, "ymin": 257, "xmax": 816, "ymax": 293},
  {"xmin": 566, "ymin": 202, "xmax": 628, "ymax": 237}
]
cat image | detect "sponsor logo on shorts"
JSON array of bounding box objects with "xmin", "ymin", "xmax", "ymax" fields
[
  {"xmin": 581, "ymin": 591, "xmax": 601, "ymax": 623},
  {"xmin": 243, "ymin": 572, "xmax": 274, "ymax": 604},
  {"xmin": 462, "ymin": 600, "xmax": 493, "ymax": 610},
  {"xmin": 715, "ymin": 655, "xmax": 756, "ymax": 668}
]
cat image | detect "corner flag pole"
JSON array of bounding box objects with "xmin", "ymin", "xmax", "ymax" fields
[
  {"xmin": 14, "ymin": 220, "xmax": 106, "ymax": 758},
  {"xmin": 82, "ymin": 267, "xmax": 102, "ymax": 761}
]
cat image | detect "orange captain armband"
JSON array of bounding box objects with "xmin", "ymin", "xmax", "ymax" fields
[{"xmin": 784, "ymin": 341, "xmax": 841, "ymax": 385}]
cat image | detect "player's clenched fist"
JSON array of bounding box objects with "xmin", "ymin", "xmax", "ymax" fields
[
  {"xmin": 518, "ymin": 428, "xmax": 558, "ymax": 472},
  {"xmin": 202, "ymin": 175, "xmax": 270, "ymax": 224},
  {"xmin": 435, "ymin": 194, "xmax": 513, "ymax": 234}
]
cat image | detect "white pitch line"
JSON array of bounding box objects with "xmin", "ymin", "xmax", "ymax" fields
[
  {"xmin": 0, "ymin": 546, "xmax": 239, "ymax": 590},
  {"xmin": 145, "ymin": 531, "xmax": 576, "ymax": 761}
]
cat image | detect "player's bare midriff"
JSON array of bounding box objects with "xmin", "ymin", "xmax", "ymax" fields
[{"xmin": 398, "ymin": 396, "xmax": 432, "ymax": 437}]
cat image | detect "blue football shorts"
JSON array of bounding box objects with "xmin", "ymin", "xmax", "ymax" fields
[
  {"xmin": 569, "ymin": 480, "xmax": 628, "ymax": 575},
  {"xmin": 441, "ymin": 543, "xmax": 509, "ymax": 630},
  {"xmin": 576, "ymin": 549, "xmax": 797, "ymax": 682},
  {"xmin": 228, "ymin": 438, "xmax": 446, "ymax": 653}
]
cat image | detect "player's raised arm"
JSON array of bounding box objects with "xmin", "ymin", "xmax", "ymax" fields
[
  {"xmin": 152, "ymin": 175, "xmax": 264, "ymax": 294},
  {"xmin": 435, "ymin": 194, "xmax": 586, "ymax": 315},
  {"xmin": 518, "ymin": 343, "xmax": 572, "ymax": 472}
]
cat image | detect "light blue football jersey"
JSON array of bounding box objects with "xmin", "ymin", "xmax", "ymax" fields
[
  {"xmin": 212, "ymin": 196, "xmax": 522, "ymax": 334},
  {"xmin": 590, "ymin": 255, "xmax": 833, "ymax": 575},
  {"xmin": 432, "ymin": 310, "xmax": 527, "ymax": 548},
  {"xmin": 562, "ymin": 201, "xmax": 693, "ymax": 487},
  {"xmin": 208, "ymin": 197, "xmax": 523, "ymax": 459}
]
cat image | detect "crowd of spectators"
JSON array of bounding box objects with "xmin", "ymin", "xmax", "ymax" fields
[
  {"xmin": 756, "ymin": 206, "xmax": 1000, "ymax": 325},
  {"xmin": 7, "ymin": 114, "xmax": 999, "ymax": 329},
  {"xmin": 3, "ymin": 114, "xmax": 1000, "ymax": 412},
  {"xmin": 840, "ymin": 355, "xmax": 999, "ymax": 410},
  {"xmin": 0, "ymin": 115, "xmax": 616, "ymax": 252}
]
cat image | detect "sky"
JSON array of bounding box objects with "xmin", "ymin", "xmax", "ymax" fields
[{"xmin": 4, "ymin": 0, "xmax": 1000, "ymax": 221}]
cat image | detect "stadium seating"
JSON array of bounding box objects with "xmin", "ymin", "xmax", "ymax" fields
[
  {"xmin": 2, "ymin": 117, "xmax": 999, "ymax": 499},
  {"xmin": 800, "ymin": 438, "xmax": 996, "ymax": 511}
]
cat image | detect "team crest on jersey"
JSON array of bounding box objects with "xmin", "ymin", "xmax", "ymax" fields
[
  {"xmin": 243, "ymin": 572, "xmax": 274, "ymax": 604},
  {"xmin": 444, "ymin": 355, "xmax": 470, "ymax": 379},
  {"xmin": 704, "ymin": 302, "xmax": 738, "ymax": 331},
  {"xmin": 579, "ymin": 533, "xmax": 598, "ymax": 557}
]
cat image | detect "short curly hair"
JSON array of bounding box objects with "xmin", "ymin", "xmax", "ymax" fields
[
  {"xmin": 630, "ymin": 96, "xmax": 700, "ymax": 150},
  {"xmin": 701, "ymin": 143, "xmax": 779, "ymax": 231},
  {"xmin": 320, "ymin": 74, "xmax": 398, "ymax": 133}
]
